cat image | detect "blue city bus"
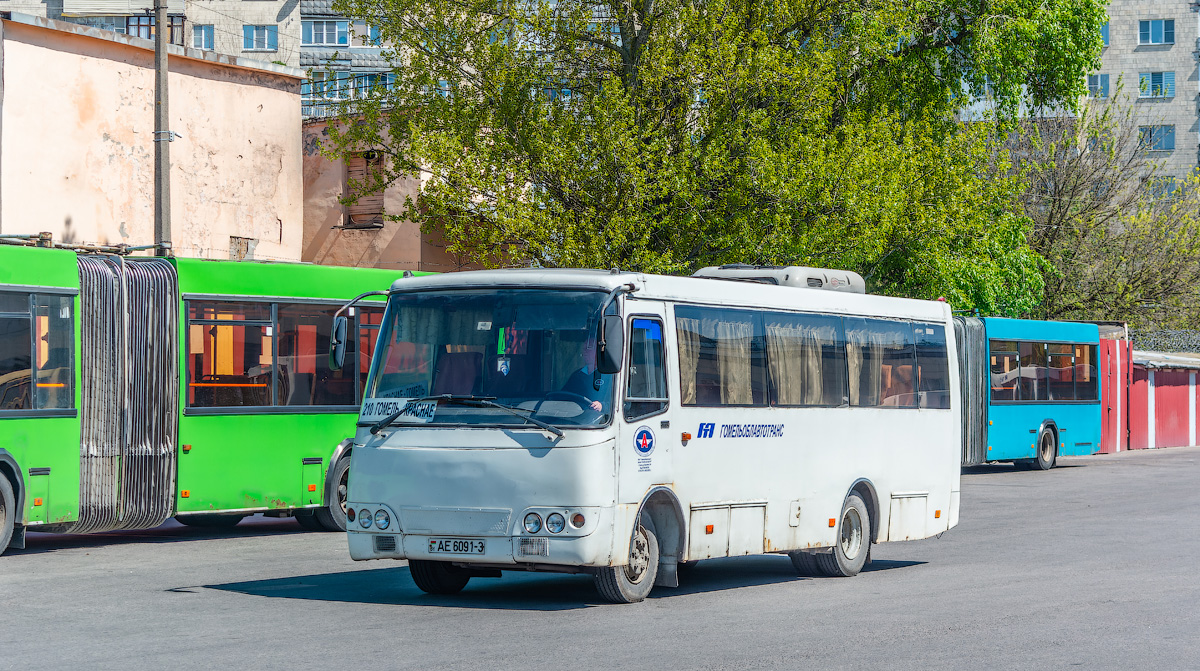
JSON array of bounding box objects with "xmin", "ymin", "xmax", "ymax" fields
[{"xmin": 956, "ymin": 317, "xmax": 1101, "ymax": 469}]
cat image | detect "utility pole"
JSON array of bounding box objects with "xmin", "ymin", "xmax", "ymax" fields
[{"xmin": 153, "ymin": 0, "xmax": 172, "ymax": 257}]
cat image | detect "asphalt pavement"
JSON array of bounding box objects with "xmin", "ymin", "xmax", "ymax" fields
[{"xmin": 2, "ymin": 446, "xmax": 1198, "ymax": 670}]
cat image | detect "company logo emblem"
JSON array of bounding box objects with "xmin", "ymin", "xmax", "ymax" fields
[
  {"xmin": 634, "ymin": 426, "xmax": 655, "ymax": 456},
  {"xmin": 498, "ymin": 358, "xmax": 510, "ymax": 376},
  {"xmin": 697, "ymin": 422, "xmax": 716, "ymax": 438}
]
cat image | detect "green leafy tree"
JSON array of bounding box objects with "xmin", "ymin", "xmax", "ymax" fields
[{"xmin": 326, "ymin": 0, "xmax": 1104, "ymax": 313}]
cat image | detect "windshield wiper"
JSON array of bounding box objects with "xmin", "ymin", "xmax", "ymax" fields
[{"xmin": 369, "ymin": 394, "xmax": 564, "ymax": 437}]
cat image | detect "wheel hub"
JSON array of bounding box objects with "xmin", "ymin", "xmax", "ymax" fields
[
  {"xmin": 840, "ymin": 509, "xmax": 863, "ymax": 560},
  {"xmin": 625, "ymin": 528, "xmax": 650, "ymax": 583}
]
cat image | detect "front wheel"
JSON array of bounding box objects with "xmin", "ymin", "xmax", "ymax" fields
[
  {"xmin": 1034, "ymin": 430, "xmax": 1057, "ymax": 471},
  {"xmin": 815, "ymin": 493, "xmax": 871, "ymax": 577},
  {"xmin": 0, "ymin": 475, "xmax": 14, "ymax": 556},
  {"xmin": 174, "ymin": 513, "xmax": 246, "ymax": 528},
  {"xmin": 409, "ymin": 560, "xmax": 471, "ymax": 595},
  {"xmin": 594, "ymin": 524, "xmax": 659, "ymax": 603}
]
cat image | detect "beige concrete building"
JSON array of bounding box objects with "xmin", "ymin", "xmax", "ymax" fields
[
  {"xmin": 1, "ymin": 0, "xmax": 301, "ymax": 68},
  {"xmin": 301, "ymin": 118, "xmax": 469, "ymax": 272},
  {"xmin": 1097, "ymin": 2, "xmax": 1199, "ymax": 181},
  {"xmin": 0, "ymin": 13, "xmax": 306, "ymax": 261}
]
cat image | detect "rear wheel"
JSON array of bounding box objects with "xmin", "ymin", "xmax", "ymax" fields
[
  {"xmin": 1034, "ymin": 430, "xmax": 1057, "ymax": 471},
  {"xmin": 594, "ymin": 524, "xmax": 659, "ymax": 603},
  {"xmin": 815, "ymin": 493, "xmax": 871, "ymax": 577},
  {"xmin": 0, "ymin": 475, "xmax": 14, "ymax": 556},
  {"xmin": 409, "ymin": 560, "xmax": 471, "ymax": 595},
  {"xmin": 175, "ymin": 513, "xmax": 246, "ymax": 528},
  {"xmin": 312, "ymin": 456, "xmax": 351, "ymax": 532}
]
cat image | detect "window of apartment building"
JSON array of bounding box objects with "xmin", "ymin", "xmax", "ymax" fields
[
  {"xmin": 1139, "ymin": 71, "xmax": 1175, "ymax": 98},
  {"xmin": 1139, "ymin": 125, "xmax": 1175, "ymax": 151},
  {"xmin": 345, "ymin": 151, "xmax": 386, "ymax": 228},
  {"xmin": 1138, "ymin": 19, "xmax": 1174, "ymax": 45},
  {"xmin": 304, "ymin": 71, "xmax": 351, "ymax": 101},
  {"xmin": 354, "ymin": 72, "xmax": 394, "ymax": 97},
  {"xmin": 1148, "ymin": 177, "xmax": 1181, "ymax": 199},
  {"xmin": 243, "ymin": 25, "xmax": 278, "ymax": 51},
  {"xmin": 126, "ymin": 15, "xmax": 185, "ymax": 46},
  {"xmin": 367, "ymin": 24, "xmax": 382, "ymax": 46},
  {"xmin": 1101, "ymin": 21, "xmax": 1109, "ymax": 46},
  {"xmin": 193, "ymin": 24, "xmax": 214, "ymax": 50},
  {"xmin": 302, "ymin": 20, "xmax": 349, "ymax": 46},
  {"xmin": 1088, "ymin": 74, "xmax": 1110, "ymax": 98}
]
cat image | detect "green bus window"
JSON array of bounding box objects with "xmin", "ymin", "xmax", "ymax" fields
[
  {"xmin": 0, "ymin": 301, "xmax": 33, "ymax": 410},
  {"xmin": 1047, "ymin": 343, "xmax": 1075, "ymax": 401},
  {"xmin": 187, "ymin": 321, "xmax": 273, "ymax": 407},
  {"xmin": 188, "ymin": 302, "xmax": 271, "ymax": 321},
  {"xmin": 34, "ymin": 295, "xmax": 73, "ymax": 409},
  {"xmin": 989, "ymin": 340, "xmax": 1019, "ymax": 401},
  {"xmin": 1018, "ymin": 342, "xmax": 1048, "ymax": 401},
  {"xmin": 915, "ymin": 324, "xmax": 950, "ymax": 409},
  {"xmin": 357, "ymin": 306, "xmax": 385, "ymax": 402},
  {"xmin": 277, "ymin": 303, "xmax": 355, "ymax": 406}
]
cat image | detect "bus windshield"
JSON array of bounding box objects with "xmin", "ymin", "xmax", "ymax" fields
[{"xmin": 363, "ymin": 289, "xmax": 615, "ymax": 428}]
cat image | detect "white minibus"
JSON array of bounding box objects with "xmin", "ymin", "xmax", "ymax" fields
[{"xmin": 334, "ymin": 265, "xmax": 961, "ymax": 603}]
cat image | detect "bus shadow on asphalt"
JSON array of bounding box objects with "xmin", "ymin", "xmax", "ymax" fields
[
  {"xmin": 203, "ymin": 555, "xmax": 926, "ymax": 610},
  {"xmin": 962, "ymin": 463, "xmax": 1085, "ymax": 476},
  {"xmin": 13, "ymin": 517, "xmax": 310, "ymax": 555}
]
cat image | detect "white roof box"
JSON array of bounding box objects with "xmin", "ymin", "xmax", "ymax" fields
[{"xmin": 693, "ymin": 264, "xmax": 866, "ymax": 293}]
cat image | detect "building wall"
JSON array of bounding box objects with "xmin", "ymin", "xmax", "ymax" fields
[
  {"xmin": 1100, "ymin": 1, "xmax": 1198, "ymax": 178},
  {"xmin": 0, "ymin": 14, "xmax": 305, "ymax": 261},
  {"xmin": 301, "ymin": 119, "xmax": 469, "ymax": 272}
]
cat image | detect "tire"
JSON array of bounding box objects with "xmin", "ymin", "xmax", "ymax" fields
[
  {"xmin": 0, "ymin": 475, "xmax": 14, "ymax": 556},
  {"xmin": 594, "ymin": 524, "xmax": 659, "ymax": 603},
  {"xmin": 409, "ymin": 560, "xmax": 471, "ymax": 595},
  {"xmin": 815, "ymin": 493, "xmax": 871, "ymax": 577},
  {"xmin": 1034, "ymin": 429, "xmax": 1057, "ymax": 471},
  {"xmin": 174, "ymin": 513, "xmax": 246, "ymax": 528},
  {"xmin": 294, "ymin": 510, "xmax": 325, "ymax": 531},
  {"xmin": 788, "ymin": 549, "xmax": 823, "ymax": 576},
  {"xmin": 313, "ymin": 456, "xmax": 350, "ymax": 532}
]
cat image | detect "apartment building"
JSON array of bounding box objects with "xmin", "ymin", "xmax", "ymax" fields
[
  {"xmin": 2, "ymin": 0, "xmax": 301, "ymax": 68},
  {"xmin": 1095, "ymin": 1, "xmax": 1198, "ymax": 181},
  {"xmin": 299, "ymin": 0, "xmax": 393, "ymax": 118}
]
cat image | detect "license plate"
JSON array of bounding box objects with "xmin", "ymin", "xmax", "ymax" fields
[{"xmin": 428, "ymin": 538, "xmax": 486, "ymax": 554}]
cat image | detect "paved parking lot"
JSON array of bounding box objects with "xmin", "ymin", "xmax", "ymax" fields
[{"xmin": 2, "ymin": 446, "xmax": 1198, "ymax": 670}]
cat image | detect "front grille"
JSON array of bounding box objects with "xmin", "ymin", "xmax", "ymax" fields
[
  {"xmin": 807, "ymin": 277, "xmax": 823, "ymax": 288},
  {"xmin": 374, "ymin": 535, "xmax": 398, "ymax": 553},
  {"xmin": 519, "ymin": 537, "xmax": 548, "ymax": 557}
]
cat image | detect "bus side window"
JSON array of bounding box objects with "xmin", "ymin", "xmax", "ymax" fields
[
  {"xmin": 676, "ymin": 306, "xmax": 768, "ymax": 407},
  {"xmin": 915, "ymin": 324, "xmax": 950, "ymax": 409},
  {"xmin": 0, "ymin": 292, "xmax": 33, "ymax": 411},
  {"xmin": 186, "ymin": 302, "xmax": 273, "ymax": 407},
  {"xmin": 1019, "ymin": 342, "xmax": 1048, "ymax": 401},
  {"xmin": 763, "ymin": 312, "xmax": 846, "ymax": 407},
  {"xmin": 1075, "ymin": 343, "xmax": 1099, "ymax": 401},
  {"xmin": 845, "ymin": 318, "xmax": 916, "ymax": 408},
  {"xmin": 989, "ymin": 340, "xmax": 1019, "ymax": 402},
  {"xmin": 1047, "ymin": 343, "xmax": 1075, "ymax": 401},
  {"xmin": 626, "ymin": 317, "xmax": 668, "ymax": 420},
  {"xmin": 277, "ymin": 303, "xmax": 356, "ymax": 406}
]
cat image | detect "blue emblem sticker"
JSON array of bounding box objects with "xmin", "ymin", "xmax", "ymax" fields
[{"xmin": 634, "ymin": 426, "xmax": 655, "ymax": 456}]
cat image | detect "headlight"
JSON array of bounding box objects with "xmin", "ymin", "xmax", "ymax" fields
[
  {"xmin": 523, "ymin": 512, "xmax": 542, "ymax": 534},
  {"xmin": 374, "ymin": 509, "xmax": 390, "ymax": 530},
  {"xmin": 546, "ymin": 513, "xmax": 566, "ymax": 534},
  {"xmin": 358, "ymin": 508, "xmax": 373, "ymax": 528}
]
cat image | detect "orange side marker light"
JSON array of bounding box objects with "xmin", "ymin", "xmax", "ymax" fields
[
  {"xmin": 33, "ymin": 497, "xmax": 43, "ymax": 506},
  {"xmin": 308, "ymin": 484, "xmax": 317, "ymax": 492},
  {"xmin": 705, "ymin": 524, "xmax": 714, "ymax": 535},
  {"xmin": 182, "ymin": 444, "xmax": 192, "ymax": 453},
  {"xmin": 828, "ymin": 518, "xmax": 836, "ymax": 528},
  {"xmin": 681, "ymin": 432, "xmax": 692, "ymax": 442},
  {"xmin": 935, "ymin": 510, "xmax": 942, "ymax": 518},
  {"xmin": 181, "ymin": 490, "xmax": 190, "ymax": 498}
]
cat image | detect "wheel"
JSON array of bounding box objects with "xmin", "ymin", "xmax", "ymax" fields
[
  {"xmin": 409, "ymin": 560, "xmax": 471, "ymax": 595},
  {"xmin": 594, "ymin": 524, "xmax": 659, "ymax": 603},
  {"xmin": 815, "ymin": 493, "xmax": 871, "ymax": 577},
  {"xmin": 788, "ymin": 549, "xmax": 822, "ymax": 576},
  {"xmin": 313, "ymin": 456, "xmax": 350, "ymax": 532},
  {"xmin": 0, "ymin": 475, "xmax": 14, "ymax": 556},
  {"xmin": 1034, "ymin": 429, "xmax": 1057, "ymax": 471},
  {"xmin": 174, "ymin": 513, "xmax": 246, "ymax": 528},
  {"xmin": 294, "ymin": 510, "xmax": 325, "ymax": 531}
]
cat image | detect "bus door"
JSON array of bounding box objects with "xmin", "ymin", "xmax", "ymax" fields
[{"xmin": 617, "ymin": 302, "xmax": 673, "ymax": 503}]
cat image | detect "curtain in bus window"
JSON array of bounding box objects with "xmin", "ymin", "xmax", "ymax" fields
[
  {"xmin": 1075, "ymin": 344, "xmax": 1099, "ymax": 400},
  {"xmin": 990, "ymin": 341, "xmax": 1019, "ymax": 401},
  {"xmin": 675, "ymin": 315, "xmax": 701, "ymax": 405},
  {"xmin": 676, "ymin": 307, "xmax": 767, "ymax": 406},
  {"xmin": 1047, "ymin": 343, "xmax": 1075, "ymax": 401},
  {"xmin": 0, "ymin": 307, "xmax": 33, "ymax": 411},
  {"xmin": 764, "ymin": 312, "xmax": 845, "ymax": 406},
  {"xmin": 846, "ymin": 319, "xmax": 916, "ymax": 407},
  {"xmin": 716, "ymin": 318, "xmax": 754, "ymax": 405},
  {"xmin": 1019, "ymin": 342, "xmax": 1048, "ymax": 401},
  {"xmin": 915, "ymin": 324, "xmax": 950, "ymax": 409},
  {"xmin": 34, "ymin": 295, "xmax": 73, "ymax": 409},
  {"xmin": 188, "ymin": 321, "xmax": 272, "ymax": 407},
  {"xmin": 277, "ymin": 304, "xmax": 355, "ymax": 406}
]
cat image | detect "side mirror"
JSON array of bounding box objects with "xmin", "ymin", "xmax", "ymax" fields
[
  {"xmin": 329, "ymin": 315, "xmax": 348, "ymax": 371},
  {"xmin": 596, "ymin": 315, "xmax": 624, "ymax": 375}
]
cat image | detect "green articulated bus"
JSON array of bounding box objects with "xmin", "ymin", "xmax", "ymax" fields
[{"xmin": 0, "ymin": 243, "xmax": 404, "ymax": 554}]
